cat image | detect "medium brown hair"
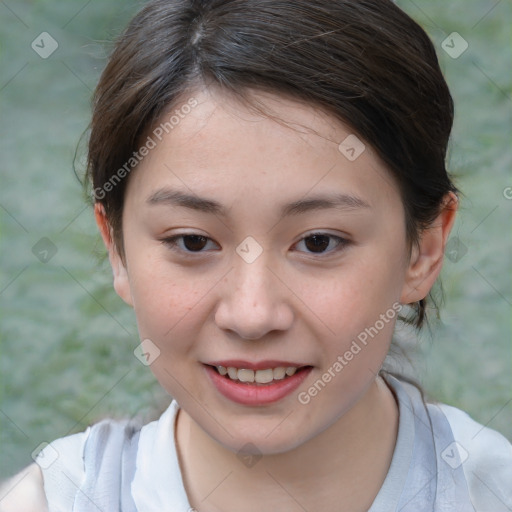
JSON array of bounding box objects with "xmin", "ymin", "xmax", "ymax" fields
[{"xmin": 86, "ymin": 0, "xmax": 457, "ymax": 328}]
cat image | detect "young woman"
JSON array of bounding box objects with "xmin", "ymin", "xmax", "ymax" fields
[{"xmin": 1, "ymin": 0, "xmax": 511, "ymax": 510}]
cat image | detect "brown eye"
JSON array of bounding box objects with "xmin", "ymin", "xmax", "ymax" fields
[
  {"xmin": 304, "ymin": 234, "xmax": 330, "ymax": 253},
  {"xmin": 162, "ymin": 234, "xmax": 218, "ymax": 253},
  {"xmin": 294, "ymin": 233, "xmax": 348, "ymax": 255},
  {"xmin": 181, "ymin": 235, "xmax": 208, "ymax": 251}
]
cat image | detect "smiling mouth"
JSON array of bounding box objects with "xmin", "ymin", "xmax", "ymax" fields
[{"xmin": 208, "ymin": 365, "xmax": 312, "ymax": 385}]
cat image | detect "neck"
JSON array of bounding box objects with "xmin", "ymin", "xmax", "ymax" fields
[{"xmin": 176, "ymin": 375, "xmax": 398, "ymax": 512}]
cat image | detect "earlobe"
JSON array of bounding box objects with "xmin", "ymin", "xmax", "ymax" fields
[
  {"xmin": 94, "ymin": 203, "xmax": 134, "ymax": 307},
  {"xmin": 400, "ymin": 192, "xmax": 458, "ymax": 304}
]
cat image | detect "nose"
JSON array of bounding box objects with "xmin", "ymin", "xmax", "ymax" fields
[{"xmin": 214, "ymin": 254, "xmax": 294, "ymax": 340}]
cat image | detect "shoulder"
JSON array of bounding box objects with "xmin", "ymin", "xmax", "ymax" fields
[
  {"xmin": 0, "ymin": 428, "xmax": 90, "ymax": 512},
  {"xmin": 0, "ymin": 405, "xmax": 177, "ymax": 512},
  {"xmin": 438, "ymin": 403, "xmax": 512, "ymax": 511},
  {"xmin": 0, "ymin": 463, "xmax": 48, "ymax": 512}
]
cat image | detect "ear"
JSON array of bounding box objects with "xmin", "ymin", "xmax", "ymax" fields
[
  {"xmin": 400, "ymin": 192, "xmax": 458, "ymax": 304},
  {"xmin": 94, "ymin": 203, "xmax": 134, "ymax": 307}
]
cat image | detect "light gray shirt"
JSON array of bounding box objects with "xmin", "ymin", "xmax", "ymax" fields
[{"xmin": 37, "ymin": 375, "xmax": 512, "ymax": 511}]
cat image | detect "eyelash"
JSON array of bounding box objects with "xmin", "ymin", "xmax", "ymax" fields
[{"xmin": 160, "ymin": 232, "xmax": 350, "ymax": 257}]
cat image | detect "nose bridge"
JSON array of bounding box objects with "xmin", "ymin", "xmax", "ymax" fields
[
  {"xmin": 234, "ymin": 250, "xmax": 273, "ymax": 302},
  {"xmin": 232, "ymin": 234, "xmax": 276, "ymax": 300},
  {"xmin": 214, "ymin": 244, "xmax": 292, "ymax": 339}
]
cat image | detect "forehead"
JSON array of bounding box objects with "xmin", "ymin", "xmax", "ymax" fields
[{"xmin": 125, "ymin": 87, "xmax": 402, "ymax": 218}]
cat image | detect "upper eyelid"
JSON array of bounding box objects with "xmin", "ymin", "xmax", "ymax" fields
[
  {"xmin": 162, "ymin": 231, "xmax": 348, "ymax": 253},
  {"xmin": 293, "ymin": 230, "xmax": 349, "ymax": 243},
  {"xmin": 163, "ymin": 231, "xmax": 347, "ymax": 243},
  {"xmin": 162, "ymin": 233, "xmax": 219, "ymax": 251}
]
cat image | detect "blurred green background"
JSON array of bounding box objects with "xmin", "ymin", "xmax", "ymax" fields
[{"xmin": 0, "ymin": 0, "xmax": 511, "ymax": 479}]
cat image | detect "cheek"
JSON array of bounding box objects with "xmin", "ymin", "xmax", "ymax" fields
[
  {"xmin": 126, "ymin": 259, "xmax": 214, "ymax": 397},
  {"xmin": 301, "ymin": 255, "xmax": 404, "ymax": 337},
  {"xmin": 126, "ymin": 251, "xmax": 210, "ymax": 344},
  {"xmin": 297, "ymin": 246, "xmax": 406, "ymax": 388}
]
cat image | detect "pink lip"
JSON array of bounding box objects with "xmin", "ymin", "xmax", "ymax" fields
[
  {"xmin": 206, "ymin": 360, "xmax": 307, "ymax": 370},
  {"xmin": 204, "ymin": 364, "xmax": 313, "ymax": 406}
]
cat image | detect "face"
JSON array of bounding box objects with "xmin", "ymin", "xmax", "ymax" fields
[{"xmin": 103, "ymin": 88, "xmax": 435, "ymax": 455}]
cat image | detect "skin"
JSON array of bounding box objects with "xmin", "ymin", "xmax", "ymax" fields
[
  {"xmin": 0, "ymin": 87, "xmax": 457, "ymax": 511},
  {"xmin": 101, "ymin": 88, "xmax": 456, "ymax": 511},
  {"xmin": 0, "ymin": 464, "xmax": 47, "ymax": 512}
]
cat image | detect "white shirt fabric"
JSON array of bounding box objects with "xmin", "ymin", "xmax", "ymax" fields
[{"xmin": 37, "ymin": 376, "xmax": 512, "ymax": 511}]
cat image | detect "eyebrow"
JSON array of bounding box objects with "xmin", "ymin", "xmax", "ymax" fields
[{"xmin": 147, "ymin": 188, "xmax": 371, "ymax": 218}]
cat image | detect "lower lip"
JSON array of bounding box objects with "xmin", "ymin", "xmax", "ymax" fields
[{"xmin": 204, "ymin": 365, "xmax": 313, "ymax": 406}]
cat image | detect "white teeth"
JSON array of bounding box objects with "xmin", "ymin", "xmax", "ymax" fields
[
  {"xmin": 255, "ymin": 368, "xmax": 274, "ymax": 384},
  {"xmin": 238, "ymin": 369, "xmax": 255, "ymax": 383},
  {"xmin": 216, "ymin": 365, "xmax": 301, "ymax": 383},
  {"xmin": 273, "ymin": 367, "xmax": 286, "ymax": 380}
]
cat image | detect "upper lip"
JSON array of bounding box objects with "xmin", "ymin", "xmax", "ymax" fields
[{"xmin": 205, "ymin": 360, "xmax": 310, "ymax": 370}]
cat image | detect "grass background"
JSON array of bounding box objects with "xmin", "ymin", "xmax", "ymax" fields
[{"xmin": 0, "ymin": 0, "xmax": 511, "ymax": 479}]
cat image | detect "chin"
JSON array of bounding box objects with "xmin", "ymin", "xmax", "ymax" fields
[{"xmin": 200, "ymin": 407, "xmax": 320, "ymax": 456}]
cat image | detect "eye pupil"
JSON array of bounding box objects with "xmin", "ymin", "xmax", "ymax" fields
[
  {"xmin": 305, "ymin": 234, "xmax": 330, "ymax": 253},
  {"xmin": 183, "ymin": 235, "xmax": 207, "ymax": 251}
]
